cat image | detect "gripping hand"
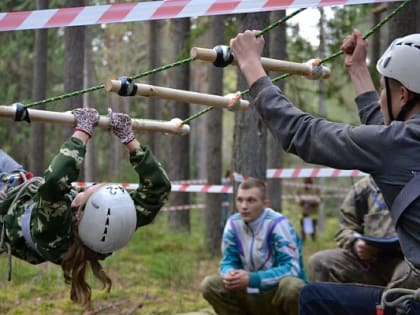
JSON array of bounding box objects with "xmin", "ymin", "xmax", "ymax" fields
[
  {"xmin": 108, "ymin": 108, "xmax": 135, "ymax": 144},
  {"xmin": 71, "ymin": 108, "xmax": 100, "ymax": 137}
]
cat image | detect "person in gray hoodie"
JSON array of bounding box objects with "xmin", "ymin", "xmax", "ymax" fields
[{"xmin": 229, "ymin": 28, "xmax": 420, "ymax": 315}]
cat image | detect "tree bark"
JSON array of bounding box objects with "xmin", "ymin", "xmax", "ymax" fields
[
  {"xmin": 83, "ymin": 20, "xmax": 96, "ymax": 182},
  {"xmin": 30, "ymin": 0, "xmax": 49, "ymax": 176},
  {"xmin": 168, "ymin": 18, "xmax": 191, "ymax": 232},
  {"xmin": 147, "ymin": 19, "xmax": 165, "ymax": 155},
  {"xmin": 267, "ymin": 10, "xmax": 286, "ymax": 212},
  {"xmin": 204, "ymin": 15, "xmax": 225, "ymax": 256},
  {"xmin": 63, "ymin": 0, "xmax": 85, "ymax": 139},
  {"xmin": 232, "ymin": 12, "xmax": 270, "ymax": 196},
  {"xmin": 387, "ymin": 1, "xmax": 418, "ymax": 40}
]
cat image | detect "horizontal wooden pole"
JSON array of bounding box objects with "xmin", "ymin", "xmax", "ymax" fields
[
  {"xmin": 105, "ymin": 80, "xmax": 249, "ymax": 111},
  {"xmin": 190, "ymin": 47, "xmax": 331, "ymax": 80},
  {"xmin": 0, "ymin": 105, "xmax": 190, "ymax": 136}
]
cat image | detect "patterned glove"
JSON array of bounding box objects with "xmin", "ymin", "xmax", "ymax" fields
[
  {"xmin": 71, "ymin": 108, "xmax": 100, "ymax": 137},
  {"xmin": 108, "ymin": 108, "xmax": 135, "ymax": 144}
]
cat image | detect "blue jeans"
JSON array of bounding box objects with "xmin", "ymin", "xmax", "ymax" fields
[
  {"xmin": 298, "ymin": 282, "xmax": 420, "ymax": 315},
  {"xmin": 0, "ymin": 149, "xmax": 24, "ymax": 191},
  {"xmin": 0, "ymin": 149, "xmax": 23, "ymax": 174}
]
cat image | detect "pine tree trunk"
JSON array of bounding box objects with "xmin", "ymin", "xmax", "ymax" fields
[
  {"xmin": 267, "ymin": 10, "xmax": 286, "ymax": 212},
  {"xmin": 63, "ymin": 0, "xmax": 85, "ymax": 139},
  {"xmin": 387, "ymin": 1, "xmax": 418, "ymax": 40},
  {"xmin": 168, "ymin": 18, "xmax": 191, "ymax": 232},
  {"xmin": 232, "ymin": 12, "xmax": 269, "ymax": 196},
  {"xmin": 30, "ymin": 0, "xmax": 48, "ymax": 176},
  {"xmin": 147, "ymin": 19, "xmax": 165, "ymax": 155},
  {"xmin": 204, "ymin": 15, "xmax": 225, "ymax": 256},
  {"xmin": 83, "ymin": 23, "xmax": 96, "ymax": 182}
]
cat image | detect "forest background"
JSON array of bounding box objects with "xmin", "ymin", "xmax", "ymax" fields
[{"xmin": 0, "ymin": 0, "xmax": 419, "ymax": 314}]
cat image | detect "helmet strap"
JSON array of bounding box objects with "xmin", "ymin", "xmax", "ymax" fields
[{"xmin": 385, "ymin": 77, "xmax": 394, "ymax": 122}]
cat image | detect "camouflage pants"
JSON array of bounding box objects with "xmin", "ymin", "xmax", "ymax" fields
[
  {"xmin": 309, "ymin": 248, "xmax": 420, "ymax": 288},
  {"xmin": 200, "ymin": 275, "xmax": 305, "ymax": 315}
]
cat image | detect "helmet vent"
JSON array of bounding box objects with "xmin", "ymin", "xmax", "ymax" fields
[
  {"xmin": 398, "ymin": 42, "xmax": 420, "ymax": 51},
  {"xmin": 383, "ymin": 56, "xmax": 391, "ymax": 68},
  {"xmin": 100, "ymin": 208, "xmax": 111, "ymax": 242}
]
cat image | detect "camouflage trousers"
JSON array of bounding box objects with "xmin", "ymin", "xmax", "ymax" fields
[
  {"xmin": 309, "ymin": 248, "xmax": 420, "ymax": 288},
  {"xmin": 200, "ymin": 275, "xmax": 305, "ymax": 315}
]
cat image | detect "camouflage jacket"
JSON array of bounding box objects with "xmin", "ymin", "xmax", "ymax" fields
[
  {"xmin": 335, "ymin": 176, "xmax": 395, "ymax": 251},
  {"xmin": 0, "ymin": 137, "xmax": 171, "ymax": 265}
]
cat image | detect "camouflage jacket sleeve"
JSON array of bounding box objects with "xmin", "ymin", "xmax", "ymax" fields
[
  {"xmin": 128, "ymin": 145, "xmax": 171, "ymax": 228},
  {"xmin": 38, "ymin": 137, "xmax": 85, "ymax": 202},
  {"xmin": 15, "ymin": 137, "xmax": 85, "ymax": 264},
  {"xmin": 32, "ymin": 137, "xmax": 85, "ymax": 262},
  {"xmin": 335, "ymin": 178, "xmax": 370, "ymax": 250}
]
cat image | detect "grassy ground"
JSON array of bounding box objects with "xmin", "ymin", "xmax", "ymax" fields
[{"xmin": 0, "ymin": 206, "xmax": 338, "ymax": 315}]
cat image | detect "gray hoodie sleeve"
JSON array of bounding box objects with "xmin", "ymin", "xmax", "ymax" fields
[{"xmin": 248, "ymin": 76, "xmax": 388, "ymax": 174}]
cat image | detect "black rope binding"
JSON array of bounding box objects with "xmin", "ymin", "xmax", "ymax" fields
[
  {"xmin": 117, "ymin": 76, "xmax": 138, "ymax": 97},
  {"xmin": 213, "ymin": 45, "xmax": 234, "ymax": 68},
  {"xmin": 13, "ymin": 103, "xmax": 31, "ymax": 123}
]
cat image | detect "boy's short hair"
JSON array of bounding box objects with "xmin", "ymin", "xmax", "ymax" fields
[{"xmin": 238, "ymin": 178, "xmax": 266, "ymax": 198}]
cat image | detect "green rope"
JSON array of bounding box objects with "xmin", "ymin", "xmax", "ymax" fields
[
  {"xmin": 271, "ymin": 0, "xmax": 411, "ymax": 84},
  {"xmin": 24, "ymin": 8, "xmax": 305, "ymax": 110},
  {"xmin": 320, "ymin": 0, "xmax": 411, "ymax": 65},
  {"xmin": 182, "ymin": 0, "xmax": 411, "ymax": 124},
  {"xmin": 129, "ymin": 57, "xmax": 193, "ymax": 81},
  {"xmin": 182, "ymin": 9, "xmax": 307, "ymax": 125},
  {"xmin": 25, "ymin": 84, "xmax": 105, "ymax": 108},
  {"xmin": 182, "ymin": 106, "xmax": 215, "ymax": 125},
  {"xmin": 256, "ymin": 8, "xmax": 306, "ymax": 37},
  {"xmin": 24, "ymin": 57, "xmax": 194, "ymax": 109}
]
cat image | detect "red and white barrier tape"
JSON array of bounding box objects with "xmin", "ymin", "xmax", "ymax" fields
[
  {"xmin": 234, "ymin": 168, "xmax": 367, "ymax": 182},
  {"xmin": 162, "ymin": 192, "xmax": 347, "ymax": 211},
  {"xmin": 73, "ymin": 168, "xmax": 367, "ymax": 193},
  {"xmin": 72, "ymin": 182, "xmax": 233, "ymax": 193},
  {"xmin": 0, "ymin": 0, "xmax": 400, "ymax": 32},
  {"xmin": 72, "ymin": 182, "xmax": 351, "ymax": 196},
  {"xmin": 266, "ymin": 168, "xmax": 367, "ymax": 179},
  {"xmin": 162, "ymin": 203, "xmax": 205, "ymax": 212},
  {"xmin": 171, "ymin": 179, "xmax": 207, "ymax": 185}
]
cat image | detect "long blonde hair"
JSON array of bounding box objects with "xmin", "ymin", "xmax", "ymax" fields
[{"xmin": 61, "ymin": 227, "xmax": 112, "ymax": 305}]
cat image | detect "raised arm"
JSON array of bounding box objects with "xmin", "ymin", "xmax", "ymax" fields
[
  {"xmin": 39, "ymin": 108, "xmax": 99, "ymax": 202},
  {"xmin": 340, "ymin": 29, "xmax": 376, "ymax": 96},
  {"xmin": 108, "ymin": 110, "xmax": 171, "ymax": 228},
  {"xmin": 230, "ymin": 30, "xmax": 267, "ymax": 87}
]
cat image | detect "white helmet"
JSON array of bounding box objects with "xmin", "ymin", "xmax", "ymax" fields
[
  {"xmin": 377, "ymin": 34, "xmax": 420, "ymax": 94},
  {"xmin": 78, "ymin": 184, "xmax": 137, "ymax": 254}
]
